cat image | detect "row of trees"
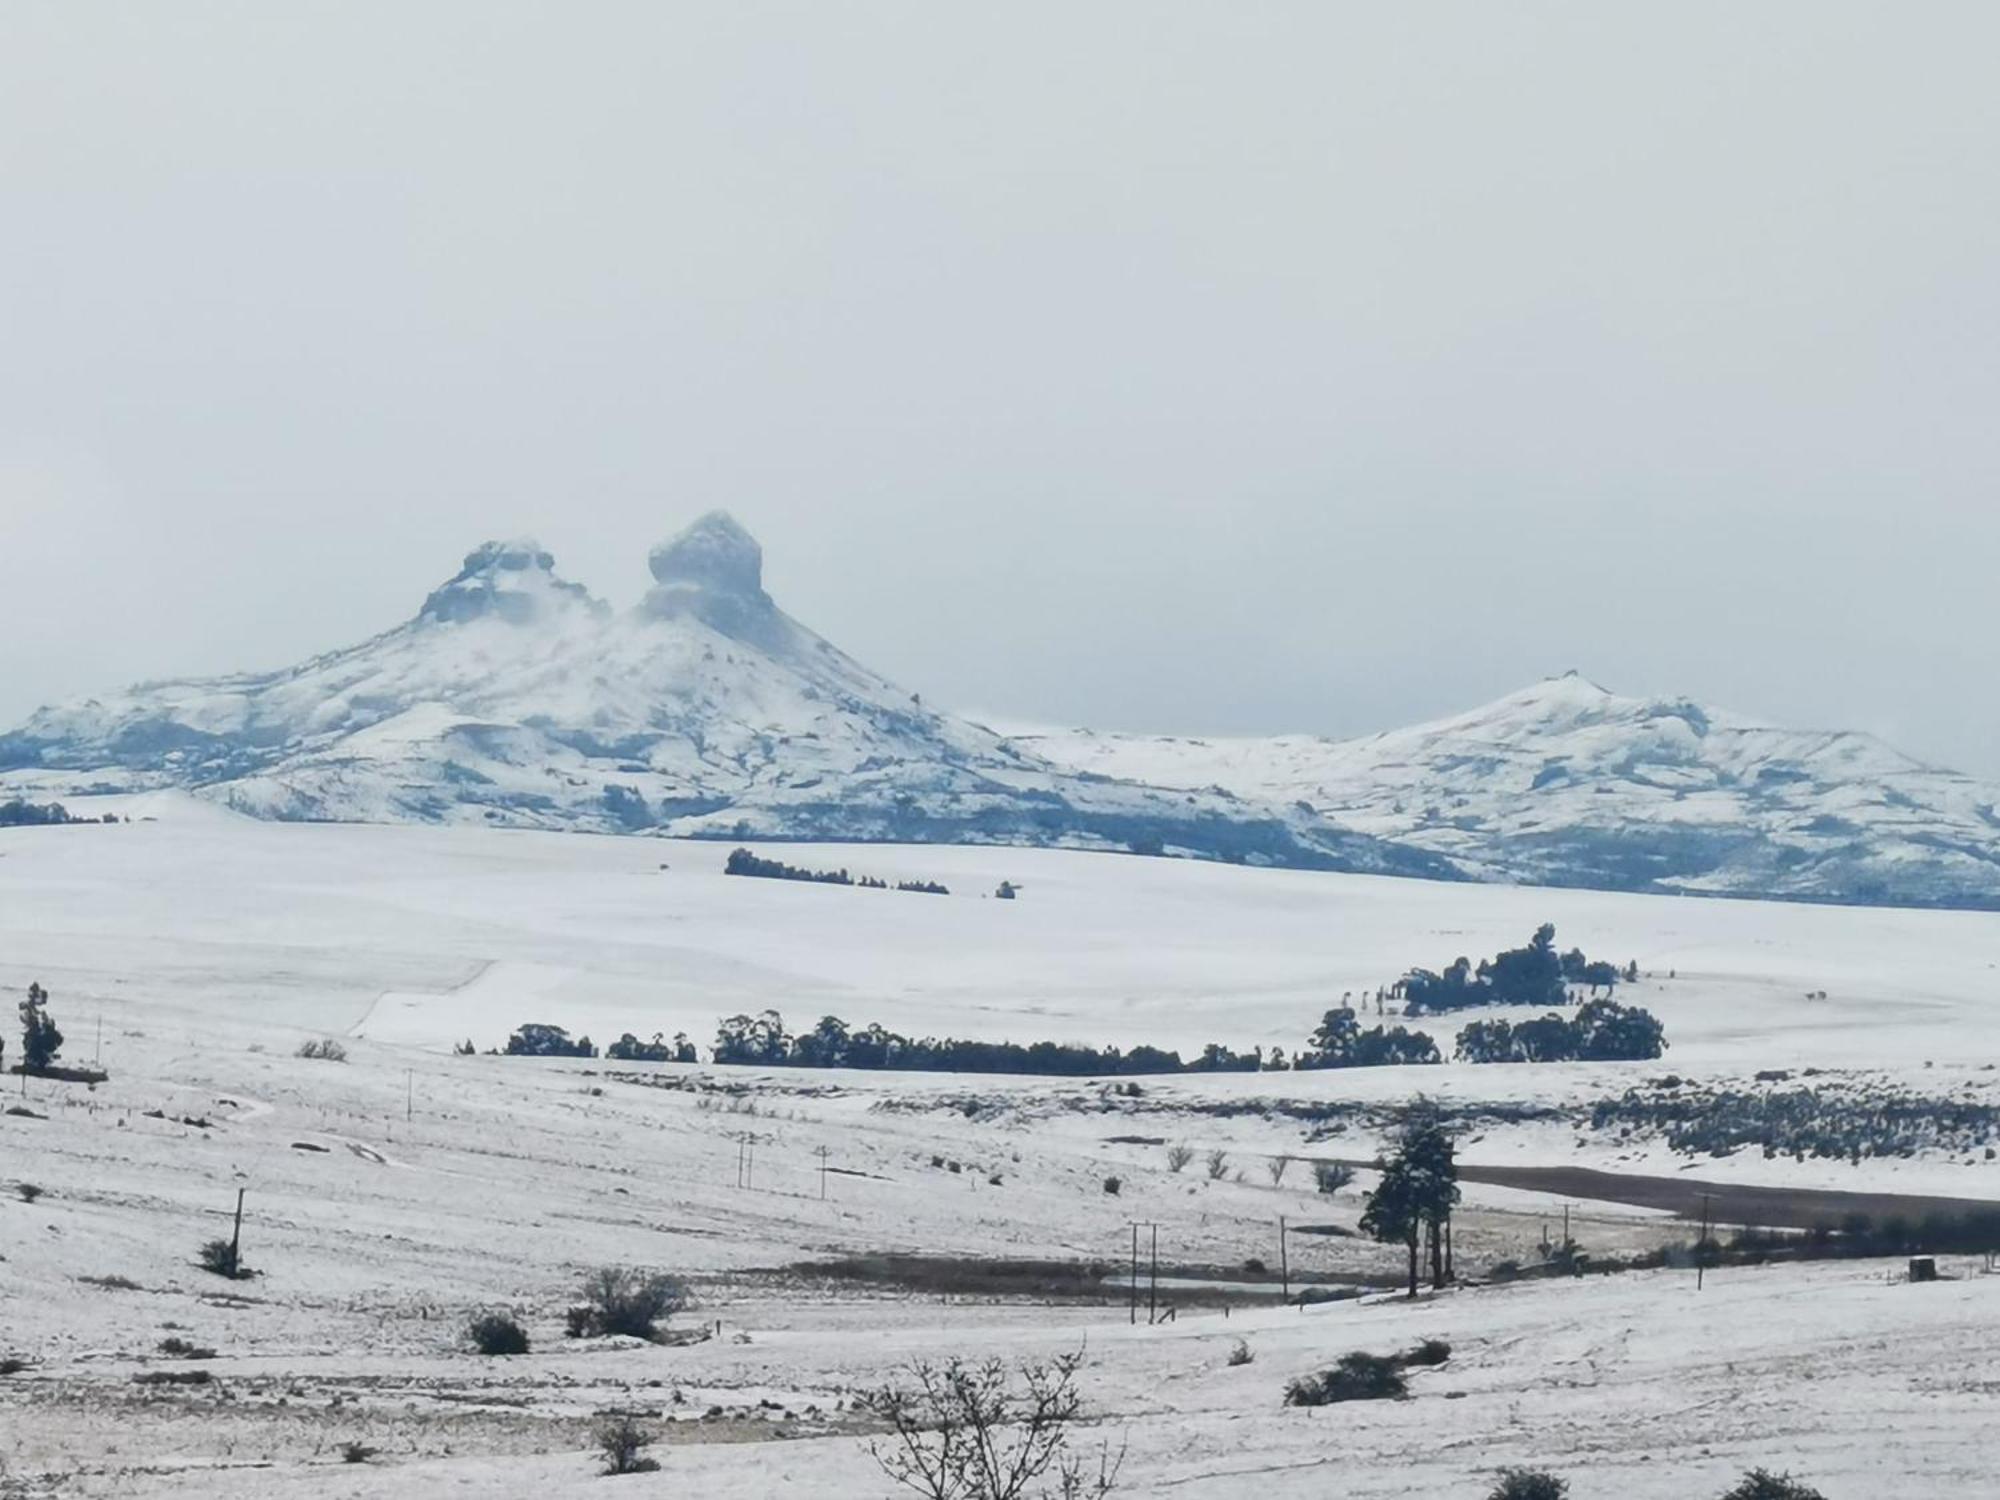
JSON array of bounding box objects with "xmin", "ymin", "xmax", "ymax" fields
[
  {"xmin": 710, "ymin": 1010, "xmax": 1252, "ymax": 1076},
  {"xmin": 499, "ymin": 997, "xmax": 1665, "ymax": 1078},
  {"xmin": 1403, "ymin": 924, "xmax": 1636, "ymax": 1014},
  {"xmin": 723, "ymin": 847, "xmax": 949, "ymax": 894},
  {"xmin": 1454, "ymin": 999, "xmax": 1668, "ymax": 1063}
]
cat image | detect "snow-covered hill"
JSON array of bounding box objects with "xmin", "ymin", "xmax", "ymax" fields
[
  {"xmin": 0, "ymin": 515, "xmax": 1436, "ymax": 877},
  {"xmin": 1014, "ymin": 673, "xmax": 2000, "ymax": 909}
]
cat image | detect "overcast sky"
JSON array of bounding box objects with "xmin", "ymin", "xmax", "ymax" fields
[{"xmin": 5, "ymin": 4, "xmax": 1997, "ymax": 774}]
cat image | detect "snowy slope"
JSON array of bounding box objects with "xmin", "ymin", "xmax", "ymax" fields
[
  {"xmin": 0, "ymin": 516, "xmax": 1437, "ymax": 877},
  {"xmin": 1014, "ymin": 672, "xmax": 2000, "ymax": 909}
]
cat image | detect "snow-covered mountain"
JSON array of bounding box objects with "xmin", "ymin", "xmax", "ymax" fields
[
  {"xmin": 1013, "ymin": 672, "xmax": 2000, "ymax": 909},
  {"xmin": 8, "ymin": 525, "xmax": 1995, "ymax": 908},
  {"xmin": 0, "ymin": 515, "xmax": 1440, "ymax": 877}
]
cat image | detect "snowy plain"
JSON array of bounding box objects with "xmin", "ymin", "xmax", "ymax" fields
[{"xmin": 1, "ymin": 806, "xmax": 1995, "ymax": 1497}]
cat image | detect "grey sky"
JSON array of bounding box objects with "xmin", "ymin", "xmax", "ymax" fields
[{"xmin": 5, "ymin": 4, "xmax": 1997, "ymax": 775}]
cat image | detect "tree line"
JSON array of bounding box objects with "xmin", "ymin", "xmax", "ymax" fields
[
  {"xmin": 0, "ymin": 799, "xmax": 121, "ymax": 827},
  {"xmin": 496, "ymin": 989, "xmax": 1665, "ymax": 1077},
  {"xmin": 724, "ymin": 847, "xmax": 948, "ymax": 894}
]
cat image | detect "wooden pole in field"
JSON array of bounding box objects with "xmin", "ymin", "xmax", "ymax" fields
[
  {"xmin": 1129, "ymin": 1224, "xmax": 1138, "ymax": 1325},
  {"xmin": 229, "ymin": 1188, "xmax": 246, "ymax": 1274},
  {"xmin": 1279, "ymin": 1215, "xmax": 1290, "ymax": 1303}
]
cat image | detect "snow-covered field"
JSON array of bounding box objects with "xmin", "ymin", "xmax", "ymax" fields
[{"xmin": 2, "ymin": 810, "xmax": 1995, "ymax": 1496}]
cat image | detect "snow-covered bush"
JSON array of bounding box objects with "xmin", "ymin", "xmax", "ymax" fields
[
  {"xmin": 570, "ymin": 1268, "xmax": 687, "ymax": 1341},
  {"xmin": 1720, "ymin": 1472, "xmax": 1825, "ymax": 1500},
  {"xmin": 1284, "ymin": 1351, "xmax": 1407, "ymax": 1405},
  {"xmin": 595, "ymin": 1414, "xmax": 658, "ymax": 1475}
]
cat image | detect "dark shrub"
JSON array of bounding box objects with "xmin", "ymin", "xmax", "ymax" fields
[
  {"xmin": 1312, "ymin": 1160, "xmax": 1354, "ymax": 1194},
  {"xmin": 1227, "ymin": 1339, "xmax": 1253, "ymax": 1367},
  {"xmin": 16, "ymin": 1183, "xmax": 43, "ymax": 1203},
  {"xmin": 571, "ymin": 1267, "xmax": 687, "ymax": 1341},
  {"xmin": 1284, "ymin": 1351, "xmax": 1407, "ymax": 1405},
  {"xmin": 1102, "ymin": 1174, "xmax": 1122, "ymax": 1196},
  {"xmin": 1720, "ymin": 1472, "xmax": 1826, "ymax": 1500},
  {"xmin": 134, "ymin": 1369, "xmax": 212, "ymax": 1386},
  {"xmin": 595, "ymin": 1414, "xmax": 659, "ymax": 1475},
  {"xmin": 1401, "ymin": 1337, "xmax": 1451, "ymax": 1367},
  {"xmin": 1, "ymin": 1357, "xmax": 27, "ymax": 1376},
  {"xmin": 295, "ymin": 1038, "xmax": 348, "ymax": 1062},
  {"xmin": 340, "ymin": 1441, "xmax": 378, "ymax": 1464},
  {"xmin": 197, "ymin": 1239, "xmax": 248, "ymax": 1280},
  {"xmin": 1489, "ymin": 1471, "xmax": 1568, "ymax": 1500},
  {"xmin": 469, "ymin": 1310, "xmax": 530, "ymax": 1356},
  {"xmin": 158, "ymin": 1337, "xmax": 215, "ymax": 1359}
]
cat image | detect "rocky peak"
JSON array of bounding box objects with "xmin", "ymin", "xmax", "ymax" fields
[
  {"xmin": 418, "ymin": 538, "xmax": 602, "ymax": 626},
  {"xmin": 640, "ymin": 511, "xmax": 778, "ymax": 638}
]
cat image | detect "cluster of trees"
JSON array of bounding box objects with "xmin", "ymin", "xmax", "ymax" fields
[
  {"xmin": 605, "ymin": 1031, "xmax": 700, "ymax": 1063},
  {"xmin": 1403, "ymin": 924, "xmax": 1636, "ymax": 1014},
  {"xmin": 723, "ymin": 847, "xmax": 949, "ymax": 894},
  {"xmin": 1295, "ymin": 1007, "xmax": 1440, "ymax": 1069},
  {"xmin": 1455, "ymin": 998, "xmax": 1668, "ymax": 1063},
  {"xmin": 0, "ymin": 799, "xmax": 119, "ymax": 827},
  {"xmin": 1360, "ymin": 1103, "xmax": 1461, "ymax": 1296},
  {"xmin": 503, "ymin": 1023, "xmax": 597, "ymax": 1058}
]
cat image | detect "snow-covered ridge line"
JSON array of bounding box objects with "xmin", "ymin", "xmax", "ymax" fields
[
  {"xmin": 1014, "ymin": 672, "xmax": 2000, "ymax": 910},
  {"xmin": 4, "ymin": 521, "xmax": 1996, "ymax": 908}
]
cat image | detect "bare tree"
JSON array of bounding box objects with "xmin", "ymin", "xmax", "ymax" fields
[
  {"xmin": 866, "ymin": 1349, "xmax": 1123, "ymax": 1500},
  {"xmin": 1164, "ymin": 1143, "xmax": 1194, "ymax": 1174},
  {"xmin": 1266, "ymin": 1154, "xmax": 1293, "ymax": 1187},
  {"xmin": 594, "ymin": 1413, "xmax": 658, "ymax": 1475},
  {"xmin": 1204, "ymin": 1149, "xmax": 1229, "ymax": 1181}
]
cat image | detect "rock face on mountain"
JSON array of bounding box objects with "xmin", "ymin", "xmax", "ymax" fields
[
  {"xmin": 0, "ymin": 515, "xmax": 1441, "ymax": 877},
  {"xmin": 1015, "ymin": 673, "xmax": 2000, "ymax": 909}
]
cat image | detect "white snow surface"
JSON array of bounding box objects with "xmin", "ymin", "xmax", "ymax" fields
[{"xmin": 2, "ymin": 820, "xmax": 1997, "ymax": 1495}]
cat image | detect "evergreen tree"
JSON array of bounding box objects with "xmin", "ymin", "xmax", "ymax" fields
[
  {"xmin": 20, "ymin": 982, "xmax": 63, "ymax": 1072},
  {"xmin": 1360, "ymin": 1154, "xmax": 1426, "ymax": 1296}
]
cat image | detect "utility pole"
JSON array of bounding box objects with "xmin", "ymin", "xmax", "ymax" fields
[
  {"xmin": 406, "ymin": 1069, "xmax": 414, "ymax": 1122},
  {"xmin": 1148, "ymin": 1224, "xmax": 1159, "ymax": 1326},
  {"xmin": 229, "ymin": 1188, "xmax": 246, "ymax": 1274},
  {"xmin": 816, "ymin": 1145, "xmax": 830, "ymax": 1201},
  {"xmin": 1697, "ymin": 1191, "xmax": 1715, "ymax": 1291},
  {"xmin": 1278, "ymin": 1215, "xmax": 1290, "ymax": 1303},
  {"xmin": 1129, "ymin": 1224, "xmax": 1139, "ymax": 1325}
]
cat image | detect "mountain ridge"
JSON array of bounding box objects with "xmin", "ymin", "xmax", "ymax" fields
[
  {"xmin": 1013, "ymin": 671, "xmax": 2000, "ymax": 909},
  {"xmin": 5, "ymin": 524, "xmax": 1996, "ymax": 909}
]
